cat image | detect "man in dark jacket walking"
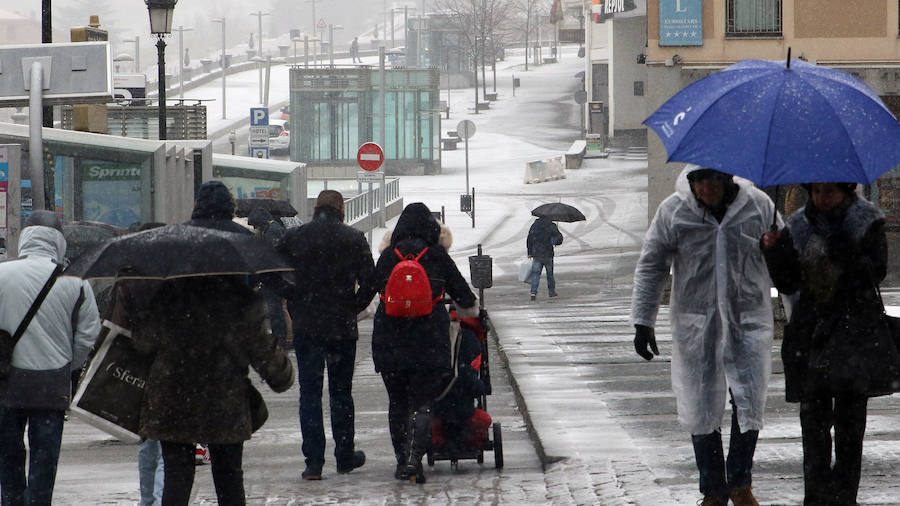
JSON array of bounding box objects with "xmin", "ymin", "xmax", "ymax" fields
[
  {"xmin": 277, "ymin": 190, "xmax": 378, "ymax": 480},
  {"xmin": 526, "ymin": 216, "xmax": 563, "ymax": 300}
]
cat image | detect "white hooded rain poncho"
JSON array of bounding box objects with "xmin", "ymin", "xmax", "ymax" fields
[{"xmin": 631, "ymin": 165, "xmax": 780, "ymax": 435}]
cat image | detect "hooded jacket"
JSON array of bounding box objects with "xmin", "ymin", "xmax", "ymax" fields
[
  {"xmin": 527, "ymin": 217, "xmax": 563, "ymax": 259},
  {"xmin": 631, "ymin": 165, "xmax": 780, "ymax": 435},
  {"xmin": 0, "ymin": 226, "xmax": 101, "ymax": 410},
  {"xmin": 186, "ymin": 181, "xmax": 252, "ymax": 235},
  {"xmin": 372, "ymin": 203, "xmax": 478, "ymax": 373}
]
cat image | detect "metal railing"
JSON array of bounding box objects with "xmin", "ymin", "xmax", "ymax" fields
[{"xmin": 343, "ymin": 176, "xmax": 401, "ymax": 225}]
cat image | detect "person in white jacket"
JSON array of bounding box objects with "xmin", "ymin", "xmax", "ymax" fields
[
  {"xmin": 0, "ymin": 211, "xmax": 101, "ymax": 505},
  {"xmin": 630, "ymin": 166, "xmax": 779, "ymax": 506}
]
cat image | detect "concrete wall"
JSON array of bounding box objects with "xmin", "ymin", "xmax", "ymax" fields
[{"xmin": 610, "ymin": 17, "xmax": 649, "ymax": 134}]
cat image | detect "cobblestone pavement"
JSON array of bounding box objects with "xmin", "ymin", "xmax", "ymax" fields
[{"xmin": 53, "ymin": 315, "xmax": 556, "ymax": 504}]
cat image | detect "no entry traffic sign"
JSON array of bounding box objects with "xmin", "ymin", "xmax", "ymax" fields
[{"xmin": 357, "ymin": 142, "xmax": 384, "ymax": 172}]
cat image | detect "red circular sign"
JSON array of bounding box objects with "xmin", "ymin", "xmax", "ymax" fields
[{"xmin": 357, "ymin": 142, "xmax": 384, "ymax": 171}]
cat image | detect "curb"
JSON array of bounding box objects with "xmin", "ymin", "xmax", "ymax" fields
[{"xmin": 485, "ymin": 314, "xmax": 565, "ymax": 470}]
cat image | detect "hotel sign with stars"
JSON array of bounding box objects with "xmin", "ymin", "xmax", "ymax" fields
[{"xmin": 660, "ymin": 0, "xmax": 703, "ymax": 46}]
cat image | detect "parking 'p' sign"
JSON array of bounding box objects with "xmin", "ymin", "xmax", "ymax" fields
[{"xmin": 357, "ymin": 142, "xmax": 384, "ymax": 172}]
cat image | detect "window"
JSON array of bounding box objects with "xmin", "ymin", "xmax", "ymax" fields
[{"xmin": 726, "ymin": 0, "xmax": 782, "ymax": 37}]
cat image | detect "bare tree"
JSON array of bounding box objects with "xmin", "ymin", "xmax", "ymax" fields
[
  {"xmin": 433, "ymin": 0, "xmax": 510, "ymax": 109},
  {"xmin": 508, "ymin": 0, "xmax": 540, "ymax": 71}
]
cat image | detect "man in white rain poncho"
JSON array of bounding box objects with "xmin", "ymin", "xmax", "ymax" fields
[{"xmin": 630, "ymin": 165, "xmax": 780, "ymax": 506}]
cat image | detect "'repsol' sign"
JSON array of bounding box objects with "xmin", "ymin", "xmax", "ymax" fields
[{"xmin": 592, "ymin": 0, "xmax": 645, "ymax": 22}]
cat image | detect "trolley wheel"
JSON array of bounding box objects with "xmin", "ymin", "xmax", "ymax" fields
[
  {"xmin": 493, "ymin": 422, "xmax": 504, "ymax": 469},
  {"xmin": 427, "ymin": 452, "xmax": 435, "ymax": 467},
  {"xmin": 477, "ymin": 450, "xmax": 484, "ymax": 464}
]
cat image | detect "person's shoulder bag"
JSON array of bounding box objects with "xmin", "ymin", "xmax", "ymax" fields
[{"xmin": 0, "ymin": 264, "xmax": 63, "ymax": 380}]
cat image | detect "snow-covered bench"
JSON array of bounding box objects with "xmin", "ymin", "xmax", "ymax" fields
[{"xmin": 564, "ymin": 140, "xmax": 587, "ymax": 170}]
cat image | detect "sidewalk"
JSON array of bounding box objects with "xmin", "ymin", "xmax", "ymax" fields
[{"xmin": 481, "ymin": 154, "xmax": 900, "ymax": 505}]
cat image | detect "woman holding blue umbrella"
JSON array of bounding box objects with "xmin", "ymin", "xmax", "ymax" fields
[{"xmin": 762, "ymin": 183, "xmax": 900, "ymax": 505}]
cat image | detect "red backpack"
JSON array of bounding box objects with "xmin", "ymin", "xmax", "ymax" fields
[{"xmin": 381, "ymin": 247, "xmax": 442, "ymax": 317}]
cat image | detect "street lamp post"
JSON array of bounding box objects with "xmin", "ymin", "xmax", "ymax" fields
[
  {"xmin": 305, "ymin": 0, "xmax": 319, "ymax": 33},
  {"xmin": 250, "ymin": 11, "xmax": 270, "ymax": 57},
  {"xmin": 145, "ymin": 0, "xmax": 178, "ymax": 141},
  {"xmin": 173, "ymin": 25, "xmax": 193, "ymax": 98},
  {"xmin": 122, "ymin": 36, "xmax": 141, "ymax": 72},
  {"xmin": 328, "ymin": 24, "xmax": 343, "ymax": 66},
  {"xmin": 252, "ymin": 55, "xmax": 265, "ymax": 103},
  {"xmin": 212, "ymin": 17, "xmax": 226, "ymax": 119}
]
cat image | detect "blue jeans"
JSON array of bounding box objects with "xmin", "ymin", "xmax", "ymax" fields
[
  {"xmin": 294, "ymin": 335, "xmax": 358, "ymax": 467},
  {"xmin": 0, "ymin": 407, "xmax": 65, "ymax": 506},
  {"xmin": 138, "ymin": 439, "xmax": 164, "ymax": 506},
  {"xmin": 691, "ymin": 395, "xmax": 759, "ymax": 499},
  {"xmin": 529, "ymin": 257, "xmax": 556, "ymax": 296}
]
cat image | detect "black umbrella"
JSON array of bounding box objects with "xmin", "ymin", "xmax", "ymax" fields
[
  {"xmin": 64, "ymin": 224, "xmax": 292, "ymax": 280},
  {"xmin": 63, "ymin": 221, "xmax": 126, "ymax": 261},
  {"xmin": 531, "ymin": 203, "xmax": 586, "ymax": 222},
  {"xmin": 234, "ymin": 198, "xmax": 298, "ymax": 218}
]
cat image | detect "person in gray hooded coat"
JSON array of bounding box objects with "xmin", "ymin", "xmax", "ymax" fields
[
  {"xmin": 630, "ymin": 166, "xmax": 779, "ymax": 506},
  {"xmin": 0, "ymin": 211, "xmax": 101, "ymax": 505}
]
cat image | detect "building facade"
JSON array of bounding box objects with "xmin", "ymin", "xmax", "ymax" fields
[{"xmin": 645, "ymin": 0, "xmax": 900, "ymax": 221}]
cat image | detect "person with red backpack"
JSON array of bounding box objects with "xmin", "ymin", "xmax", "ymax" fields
[{"xmin": 372, "ymin": 203, "xmax": 478, "ymax": 484}]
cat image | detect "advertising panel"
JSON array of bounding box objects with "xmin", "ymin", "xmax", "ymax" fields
[
  {"xmin": 81, "ymin": 160, "xmax": 142, "ymax": 228},
  {"xmin": 220, "ymin": 176, "xmax": 284, "ymax": 200},
  {"xmin": 660, "ymin": 0, "xmax": 703, "ymax": 46}
]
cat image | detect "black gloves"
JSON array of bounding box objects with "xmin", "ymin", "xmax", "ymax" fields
[{"xmin": 633, "ymin": 324, "xmax": 659, "ymax": 361}]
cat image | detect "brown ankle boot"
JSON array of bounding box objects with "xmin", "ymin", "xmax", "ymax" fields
[
  {"xmin": 729, "ymin": 485, "xmax": 760, "ymax": 506},
  {"xmin": 697, "ymin": 496, "xmax": 726, "ymax": 506}
]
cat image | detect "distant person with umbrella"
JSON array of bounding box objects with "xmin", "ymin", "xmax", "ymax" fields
[
  {"xmin": 527, "ymin": 203, "xmax": 576, "ymax": 301},
  {"xmin": 276, "ymin": 190, "xmax": 377, "ymax": 480},
  {"xmin": 631, "ymin": 166, "xmax": 778, "ymax": 506},
  {"xmin": 0, "ymin": 211, "xmax": 102, "ymax": 505},
  {"xmin": 761, "ymin": 183, "xmax": 900, "ymax": 505}
]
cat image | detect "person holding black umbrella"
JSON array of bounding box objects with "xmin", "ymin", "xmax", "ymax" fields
[
  {"xmin": 526, "ymin": 216, "xmax": 563, "ymax": 301},
  {"xmin": 631, "ymin": 165, "xmax": 779, "ymax": 506}
]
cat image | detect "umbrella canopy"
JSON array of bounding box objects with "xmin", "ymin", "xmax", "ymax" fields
[
  {"xmin": 644, "ymin": 58, "xmax": 900, "ymax": 186},
  {"xmin": 531, "ymin": 203, "xmax": 586, "ymax": 222},
  {"xmin": 234, "ymin": 198, "xmax": 298, "ymax": 218},
  {"xmin": 63, "ymin": 221, "xmax": 126, "ymax": 261},
  {"xmin": 64, "ymin": 224, "xmax": 292, "ymax": 280}
]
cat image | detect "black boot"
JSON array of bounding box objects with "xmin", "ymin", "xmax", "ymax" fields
[{"xmin": 404, "ymin": 407, "xmax": 432, "ymax": 484}]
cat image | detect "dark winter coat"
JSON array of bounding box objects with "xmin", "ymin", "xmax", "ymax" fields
[
  {"xmin": 764, "ymin": 195, "xmax": 900, "ymax": 402},
  {"xmin": 434, "ymin": 327, "xmax": 487, "ymax": 424},
  {"xmin": 372, "ymin": 203, "xmax": 478, "ymax": 373},
  {"xmin": 133, "ymin": 277, "xmax": 293, "ymax": 444},
  {"xmin": 185, "ymin": 180, "xmax": 252, "ymax": 235},
  {"xmin": 248, "ymin": 208, "xmax": 286, "ymax": 247},
  {"xmin": 527, "ymin": 217, "xmax": 563, "ymax": 259},
  {"xmin": 276, "ymin": 205, "xmax": 377, "ymax": 342}
]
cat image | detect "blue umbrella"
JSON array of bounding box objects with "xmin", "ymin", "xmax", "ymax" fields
[{"xmin": 644, "ymin": 58, "xmax": 900, "ymax": 186}]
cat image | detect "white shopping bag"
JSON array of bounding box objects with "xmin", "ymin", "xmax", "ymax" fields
[{"xmin": 518, "ymin": 258, "xmax": 533, "ymax": 283}]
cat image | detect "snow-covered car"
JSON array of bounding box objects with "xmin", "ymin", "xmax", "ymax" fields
[{"xmin": 250, "ymin": 118, "xmax": 290, "ymax": 154}]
